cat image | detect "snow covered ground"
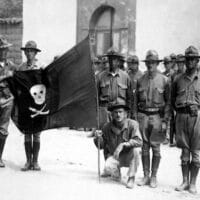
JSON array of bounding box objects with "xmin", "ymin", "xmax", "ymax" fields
[{"xmin": 0, "ymin": 121, "xmax": 199, "ymax": 200}]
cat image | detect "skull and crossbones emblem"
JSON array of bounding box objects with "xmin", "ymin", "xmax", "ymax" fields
[{"xmin": 29, "ymin": 84, "xmax": 49, "ymax": 118}]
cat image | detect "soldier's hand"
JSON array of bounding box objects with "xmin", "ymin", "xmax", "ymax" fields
[
  {"xmin": 161, "ymin": 121, "xmax": 167, "ymax": 133},
  {"xmin": 113, "ymin": 143, "xmax": 124, "ymax": 160},
  {"xmin": 6, "ymin": 70, "xmax": 14, "ymax": 77},
  {"xmin": 94, "ymin": 130, "xmax": 103, "ymax": 138}
]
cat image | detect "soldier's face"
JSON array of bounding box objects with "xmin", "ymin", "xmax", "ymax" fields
[
  {"xmin": 177, "ymin": 62, "xmax": 185, "ymax": 70},
  {"xmin": 145, "ymin": 61, "xmax": 158, "ymax": 73},
  {"xmin": 0, "ymin": 48, "xmax": 8, "ymax": 61},
  {"xmin": 109, "ymin": 57, "xmax": 119, "ymax": 70},
  {"xmin": 185, "ymin": 57, "xmax": 199, "ymax": 70},
  {"xmin": 24, "ymin": 49, "xmax": 37, "ymax": 61},
  {"xmin": 164, "ymin": 62, "xmax": 173, "ymax": 71},
  {"xmin": 128, "ymin": 62, "xmax": 138, "ymax": 71},
  {"xmin": 112, "ymin": 108, "xmax": 127, "ymax": 122}
]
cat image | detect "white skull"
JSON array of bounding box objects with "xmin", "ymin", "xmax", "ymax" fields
[{"xmin": 30, "ymin": 84, "xmax": 46, "ymax": 105}]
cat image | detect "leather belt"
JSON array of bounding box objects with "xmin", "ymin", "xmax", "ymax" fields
[{"xmin": 138, "ymin": 108, "xmax": 160, "ymax": 115}]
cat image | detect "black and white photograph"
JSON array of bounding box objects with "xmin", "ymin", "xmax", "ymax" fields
[{"xmin": 0, "ymin": 0, "xmax": 200, "ymax": 199}]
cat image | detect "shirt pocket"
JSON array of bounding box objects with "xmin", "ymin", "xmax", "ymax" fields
[
  {"xmin": 138, "ymin": 87, "xmax": 147, "ymax": 102},
  {"xmin": 117, "ymin": 82, "xmax": 127, "ymax": 99},
  {"xmin": 153, "ymin": 87, "xmax": 164, "ymax": 104},
  {"xmin": 195, "ymin": 89, "xmax": 200, "ymax": 103},
  {"xmin": 122, "ymin": 130, "xmax": 129, "ymax": 142},
  {"xmin": 176, "ymin": 88, "xmax": 186, "ymax": 106},
  {"xmin": 100, "ymin": 81, "xmax": 110, "ymax": 97}
]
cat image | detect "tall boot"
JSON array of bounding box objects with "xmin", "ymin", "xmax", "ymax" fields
[
  {"xmin": 0, "ymin": 137, "xmax": 6, "ymax": 168},
  {"xmin": 137, "ymin": 155, "xmax": 150, "ymax": 186},
  {"xmin": 21, "ymin": 141, "xmax": 32, "ymax": 171},
  {"xmin": 150, "ymin": 156, "xmax": 161, "ymax": 188},
  {"xmin": 188, "ymin": 162, "xmax": 199, "ymax": 194},
  {"xmin": 175, "ymin": 162, "xmax": 189, "ymax": 191},
  {"xmin": 32, "ymin": 141, "xmax": 41, "ymax": 171}
]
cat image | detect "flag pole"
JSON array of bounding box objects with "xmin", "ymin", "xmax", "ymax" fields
[{"xmin": 88, "ymin": 33, "xmax": 101, "ymax": 183}]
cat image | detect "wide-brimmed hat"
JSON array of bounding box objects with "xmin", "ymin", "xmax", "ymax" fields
[
  {"xmin": 176, "ymin": 54, "xmax": 185, "ymax": 63},
  {"xmin": 127, "ymin": 55, "xmax": 139, "ymax": 64},
  {"xmin": 170, "ymin": 53, "xmax": 177, "ymax": 60},
  {"xmin": 21, "ymin": 40, "xmax": 41, "ymax": 52},
  {"xmin": 142, "ymin": 50, "xmax": 163, "ymax": 62},
  {"xmin": 0, "ymin": 35, "xmax": 12, "ymax": 49},
  {"xmin": 163, "ymin": 56, "xmax": 173, "ymax": 64},
  {"xmin": 93, "ymin": 57, "xmax": 101, "ymax": 64},
  {"xmin": 103, "ymin": 47, "xmax": 123, "ymax": 59},
  {"xmin": 184, "ymin": 46, "xmax": 200, "ymax": 58},
  {"xmin": 108, "ymin": 102, "xmax": 130, "ymax": 112}
]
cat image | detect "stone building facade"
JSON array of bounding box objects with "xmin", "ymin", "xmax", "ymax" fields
[
  {"xmin": 76, "ymin": 0, "xmax": 136, "ymax": 58},
  {"xmin": 0, "ymin": 0, "xmax": 23, "ymax": 65}
]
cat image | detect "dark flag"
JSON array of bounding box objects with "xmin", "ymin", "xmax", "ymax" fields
[{"xmin": 7, "ymin": 36, "xmax": 98, "ymax": 134}]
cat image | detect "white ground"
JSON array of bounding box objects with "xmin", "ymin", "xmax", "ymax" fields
[{"xmin": 0, "ymin": 121, "xmax": 199, "ymax": 200}]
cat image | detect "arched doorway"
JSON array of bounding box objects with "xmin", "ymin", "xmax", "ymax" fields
[{"xmin": 89, "ymin": 5, "xmax": 128, "ymax": 57}]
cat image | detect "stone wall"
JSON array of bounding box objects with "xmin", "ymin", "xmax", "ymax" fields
[
  {"xmin": 0, "ymin": 0, "xmax": 23, "ymax": 65},
  {"xmin": 77, "ymin": 0, "xmax": 136, "ymax": 56}
]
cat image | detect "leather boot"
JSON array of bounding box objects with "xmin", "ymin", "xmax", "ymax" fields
[
  {"xmin": 137, "ymin": 155, "xmax": 150, "ymax": 186},
  {"xmin": 150, "ymin": 156, "xmax": 161, "ymax": 188},
  {"xmin": 32, "ymin": 141, "xmax": 41, "ymax": 171},
  {"xmin": 188, "ymin": 162, "xmax": 199, "ymax": 195},
  {"xmin": 0, "ymin": 137, "xmax": 6, "ymax": 168},
  {"xmin": 21, "ymin": 141, "xmax": 32, "ymax": 171},
  {"xmin": 126, "ymin": 176, "xmax": 135, "ymax": 189},
  {"xmin": 175, "ymin": 162, "xmax": 189, "ymax": 191}
]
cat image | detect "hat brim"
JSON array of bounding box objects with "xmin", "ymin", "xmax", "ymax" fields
[
  {"xmin": 0, "ymin": 43, "xmax": 12, "ymax": 49},
  {"xmin": 103, "ymin": 54, "xmax": 122, "ymax": 58},
  {"xmin": 108, "ymin": 104, "xmax": 130, "ymax": 112},
  {"xmin": 184, "ymin": 55, "xmax": 200, "ymax": 58},
  {"xmin": 21, "ymin": 47, "xmax": 41, "ymax": 52},
  {"xmin": 141, "ymin": 59, "xmax": 163, "ymax": 62}
]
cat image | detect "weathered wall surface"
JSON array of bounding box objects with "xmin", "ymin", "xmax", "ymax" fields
[
  {"xmin": 0, "ymin": 0, "xmax": 23, "ymax": 65},
  {"xmin": 77, "ymin": 0, "xmax": 136, "ymax": 56}
]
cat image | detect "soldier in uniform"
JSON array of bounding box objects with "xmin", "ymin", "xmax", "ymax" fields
[
  {"xmin": 0, "ymin": 35, "xmax": 16, "ymax": 167},
  {"xmin": 127, "ymin": 55, "xmax": 143, "ymax": 119},
  {"xmin": 97, "ymin": 48, "xmax": 132, "ymax": 159},
  {"xmin": 94, "ymin": 102, "xmax": 142, "ymax": 189},
  {"xmin": 174, "ymin": 54, "xmax": 185, "ymax": 81},
  {"xmin": 170, "ymin": 53, "xmax": 178, "ymax": 74},
  {"xmin": 172, "ymin": 46, "xmax": 200, "ymax": 194},
  {"xmin": 135, "ymin": 50, "xmax": 170, "ymax": 188},
  {"xmin": 19, "ymin": 41, "xmax": 45, "ymax": 171},
  {"xmin": 162, "ymin": 56, "xmax": 175, "ymax": 145}
]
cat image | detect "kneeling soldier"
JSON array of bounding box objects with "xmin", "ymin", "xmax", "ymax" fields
[{"xmin": 94, "ymin": 102, "xmax": 142, "ymax": 189}]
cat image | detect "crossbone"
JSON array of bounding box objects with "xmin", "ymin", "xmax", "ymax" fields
[{"xmin": 29, "ymin": 104, "xmax": 49, "ymax": 118}]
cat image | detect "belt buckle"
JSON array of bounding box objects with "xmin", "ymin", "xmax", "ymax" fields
[{"xmin": 146, "ymin": 108, "xmax": 159, "ymax": 112}]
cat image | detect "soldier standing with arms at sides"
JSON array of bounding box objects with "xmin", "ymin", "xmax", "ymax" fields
[
  {"xmin": 19, "ymin": 41, "xmax": 45, "ymax": 171},
  {"xmin": 97, "ymin": 47, "xmax": 132, "ymax": 159},
  {"xmin": 173, "ymin": 54, "xmax": 185, "ymax": 81},
  {"xmin": 172, "ymin": 46, "xmax": 200, "ymax": 194},
  {"xmin": 127, "ymin": 55, "xmax": 143, "ymax": 119},
  {"xmin": 162, "ymin": 56, "xmax": 174, "ymax": 145},
  {"xmin": 0, "ymin": 35, "xmax": 16, "ymax": 167},
  {"xmin": 135, "ymin": 50, "xmax": 170, "ymax": 188}
]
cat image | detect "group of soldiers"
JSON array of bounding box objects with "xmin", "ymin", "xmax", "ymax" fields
[
  {"xmin": 0, "ymin": 33, "xmax": 199, "ymax": 194},
  {"xmin": 0, "ymin": 35, "xmax": 44, "ymax": 171},
  {"xmin": 93, "ymin": 46, "xmax": 200, "ymax": 194}
]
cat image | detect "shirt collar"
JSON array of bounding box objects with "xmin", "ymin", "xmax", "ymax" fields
[
  {"xmin": 27, "ymin": 58, "xmax": 38, "ymax": 67},
  {"xmin": 111, "ymin": 119, "xmax": 128, "ymax": 134},
  {"xmin": 184, "ymin": 69, "xmax": 199, "ymax": 81},
  {"xmin": 108, "ymin": 69, "xmax": 120, "ymax": 77}
]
